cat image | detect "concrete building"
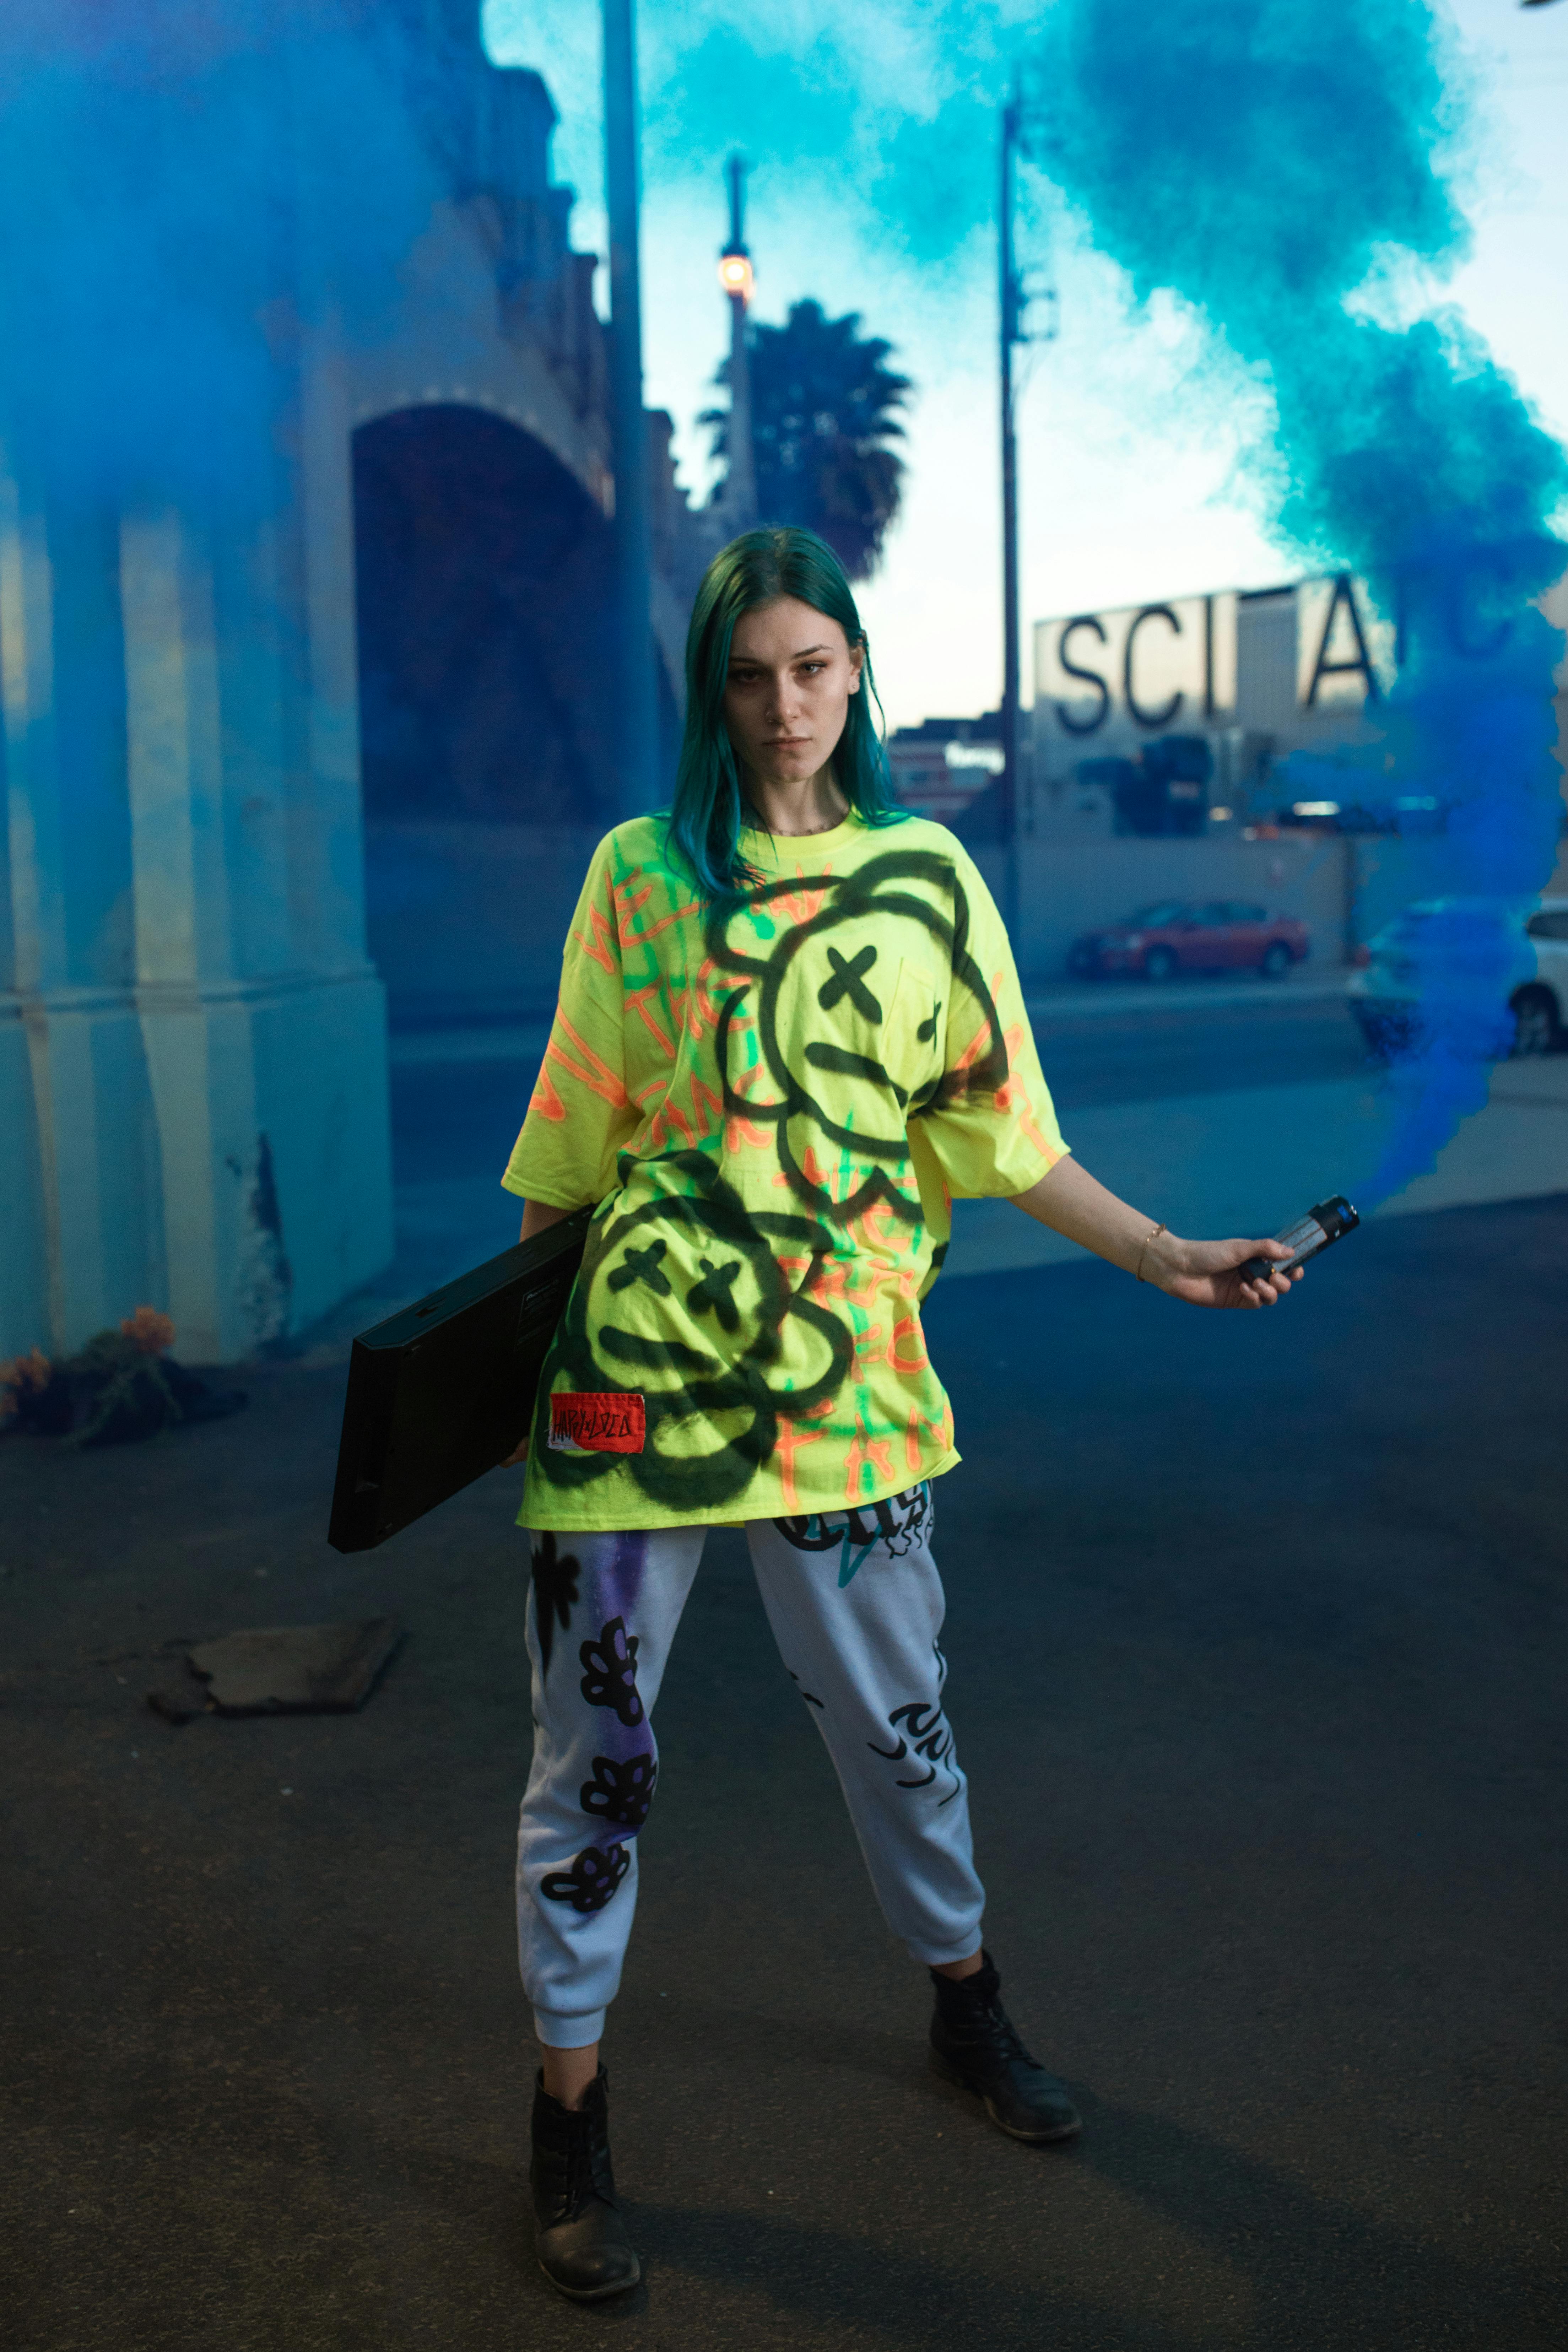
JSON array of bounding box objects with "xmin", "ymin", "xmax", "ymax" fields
[
  {"xmin": 1033, "ymin": 569, "xmax": 1568, "ymax": 841},
  {"xmin": 958, "ymin": 565, "xmax": 1568, "ymax": 981},
  {"xmin": 1032, "ymin": 572, "xmax": 1413, "ymax": 836},
  {"xmin": 0, "ymin": 6, "xmax": 713, "ymax": 1364}
]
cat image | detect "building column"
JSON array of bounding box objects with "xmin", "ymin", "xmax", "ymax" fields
[
  {"xmin": 121, "ymin": 483, "xmax": 393, "ymax": 1365},
  {"xmin": 0, "ymin": 610, "xmax": 50, "ymax": 1352},
  {"xmin": 1, "ymin": 461, "xmax": 166, "ymax": 1358},
  {"xmin": 0, "ymin": 442, "xmax": 393, "ymax": 1365}
]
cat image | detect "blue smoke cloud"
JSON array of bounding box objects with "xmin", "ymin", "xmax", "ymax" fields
[
  {"xmin": 0, "ymin": 3, "xmax": 437, "ymax": 515},
  {"xmin": 7, "ymin": 1, "xmax": 1562, "ymax": 1220},
  {"xmin": 1026, "ymin": 0, "xmax": 1567, "ymax": 1202},
  {"xmin": 494, "ymin": 0, "xmax": 1566, "ymax": 1202},
  {"xmin": 487, "ymin": 1, "xmax": 1018, "ymax": 266}
]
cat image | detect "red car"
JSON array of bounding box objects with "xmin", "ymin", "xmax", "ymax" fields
[{"xmin": 1067, "ymin": 900, "xmax": 1310, "ymax": 980}]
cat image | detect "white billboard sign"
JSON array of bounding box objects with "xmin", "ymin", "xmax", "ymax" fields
[{"xmin": 1033, "ymin": 575, "xmax": 1397, "ymax": 749}]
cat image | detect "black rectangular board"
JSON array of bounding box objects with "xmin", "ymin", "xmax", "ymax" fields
[{"xmin": 327, "ymin": 1206, "xmax": 592, "ymax": 1553}]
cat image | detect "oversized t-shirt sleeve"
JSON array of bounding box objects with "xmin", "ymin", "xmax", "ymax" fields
[
  {"xmin": 502, "ymin": 837, "xmax": 640, "ymax": 1208},
  {"xmin": 912, "ymin": 847, "xmax": 1069, "ymax": 1200}
]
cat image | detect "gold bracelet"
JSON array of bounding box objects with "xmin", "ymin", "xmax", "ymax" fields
[{"xmin": 1135, "ymin": 1222, "xmax": 1167, "ymax": 1283}]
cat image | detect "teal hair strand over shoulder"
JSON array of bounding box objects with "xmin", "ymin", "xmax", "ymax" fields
[{"xmin": 665, "ymin": 526, "xmax": 905, "ymax": 905}]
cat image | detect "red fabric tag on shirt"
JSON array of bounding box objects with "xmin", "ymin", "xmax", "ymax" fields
[{"xmin": 548, "ymin": 1391, "xmax": 646, "ymax": 1454}]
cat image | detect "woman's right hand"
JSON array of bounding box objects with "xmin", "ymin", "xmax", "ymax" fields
[{"xmin": 498, "ymin": 1436, "xmax": 529, "ymax": 1469}]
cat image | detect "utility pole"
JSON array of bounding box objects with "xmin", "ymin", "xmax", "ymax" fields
[
  {"xmin": 998, "ymin": 83, "xmax": 1025, "ymax": 940},
  {"xmin": 717, "ymin": 154, "xmax": 757, "ymax": 531},
  {"xmin": 602, "ymin": 0, "xmax": 657, "ymax": 812}
]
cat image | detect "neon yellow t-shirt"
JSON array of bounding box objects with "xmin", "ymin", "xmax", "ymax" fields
[{"xmin": 502, "ymin": 810, "xmax": 1069, "ymax": 1530}]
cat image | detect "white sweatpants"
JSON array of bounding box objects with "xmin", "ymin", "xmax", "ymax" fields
[{"xmin": 517, "ymin": 1482, "xmax": 986, "ymax": 2047}]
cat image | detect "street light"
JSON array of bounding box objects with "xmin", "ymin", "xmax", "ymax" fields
[{"xmin": 717, "ymin": 154, "xmax": 757, "ymax": 530}]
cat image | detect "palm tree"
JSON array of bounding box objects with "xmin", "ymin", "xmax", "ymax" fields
[{"xmin": 703, "ymin": 299, "xmax": 912, "ymax": 580}]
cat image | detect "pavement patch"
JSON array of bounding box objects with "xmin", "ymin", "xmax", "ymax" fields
[{"xmin": 145, "ymin": 1618, "xmax": 403, "ymax": 1721}]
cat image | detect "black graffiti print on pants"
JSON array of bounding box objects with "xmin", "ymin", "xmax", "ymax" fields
[
  {"xmin": 774, "ymin": 1482, "xmax": 932, "ymax": 1562},
  {"xmin": 540, "ymin": 1842, "xmax": 632, "ymax": 1914},
  {"xmin": 530, "ymin": 1533, "xmax": 581, "ymax": 1677},
  {"xmin": 579, "ymin": 1616, "xmax": 644, "ymax": 1725},
  {"xmin": 869, "ymin": 1699, "xmax": 962, "ymax": 1802},
  {"xmin": 580, "ymin": 1751, "xmax": 658, "ymax": 1830}
]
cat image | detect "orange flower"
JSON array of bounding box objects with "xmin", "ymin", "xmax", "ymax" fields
[
  {"xmin": 0, "ymin": 1345, "xmax": 52, "ymax": 1418},
  {"xmin": 121, "ymin": 1308, "xmax": 175, "ymax": 1356}
]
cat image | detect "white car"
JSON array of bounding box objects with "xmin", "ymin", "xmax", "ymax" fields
[{"xmin": 1349, "ymin": 894, "xmax": 1568, "ymax": 1059}]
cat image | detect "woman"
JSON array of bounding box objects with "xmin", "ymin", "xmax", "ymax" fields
[{"xmin": 503, "ymin": 527, "xmax": 1299, "ymax": 2301}]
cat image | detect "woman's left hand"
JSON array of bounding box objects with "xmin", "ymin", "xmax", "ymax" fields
[{"xmin": 1153, "ymin": 1236, "xmax": 1303, "ymax": 1310}]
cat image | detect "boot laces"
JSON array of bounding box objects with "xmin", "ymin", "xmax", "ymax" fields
[
  {"xmin": 558, "ymin": 2110, "xmax": 613, "ymax": 2219},
  {"xmin": 969, "ymin": 1997, "xmax": 1039, "ymax": 2072}
]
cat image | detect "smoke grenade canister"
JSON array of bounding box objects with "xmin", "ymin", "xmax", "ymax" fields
[{"xmin": 1239, "ymin": 1195, "xmax": 1359, "ymax": 1285}]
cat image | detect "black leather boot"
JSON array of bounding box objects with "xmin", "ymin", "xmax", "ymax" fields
[
  {"xmin": 929, "ymin": 1952, "xmax": 1082, "ymax": 2143},
  {"xmin": 530, "ymin": 2067, "xmax": 641, "ymax": 2301}
]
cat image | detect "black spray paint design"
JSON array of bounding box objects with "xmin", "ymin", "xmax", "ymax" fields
[
  {"xmin": 579, "ymin": 1616, "xmax": 644, "ymax": 1726},
  {"xmin": 533, "ymin": 851, "xmax": 1010, "ymax": 1508},
  {"xmin": 579, "ymin": 1750, "xmax": 658, "ymax": 1831},
  {"xmin": 539, "ymin": 1842, "xmax": 632, "ymax": 1914},
  {"xmin": 530, "ymin": 1533, "xmax": 581, "ymax": 1677},
  {"xmin": 867, "ymin": 1698, "xmax": 964, "ymax": 1803},
  {"xmin": 774, "ymin": 1481, "xmax": 933, "ymax": 1560}
]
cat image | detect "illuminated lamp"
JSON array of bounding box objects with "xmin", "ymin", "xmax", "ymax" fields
[{"xmin": 718, "ymin": 250, "xmax": 754, "ymax": 302}]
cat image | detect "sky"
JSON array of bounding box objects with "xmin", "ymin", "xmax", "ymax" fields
[{"xmin": 483, "ymin": 1, "xmax": 1568, "ymax": 730}]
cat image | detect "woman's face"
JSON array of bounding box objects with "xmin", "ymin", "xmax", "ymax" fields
[{"xmin": 722, "ymin": 596, "xmax": 863, "ymax": 791}]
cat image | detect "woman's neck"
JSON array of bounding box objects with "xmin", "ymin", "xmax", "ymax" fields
[{"xmin": 743, "ymin": 764, "xmax": 849, "ymax": 838}]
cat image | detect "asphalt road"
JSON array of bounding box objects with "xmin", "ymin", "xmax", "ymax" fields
[
  {"xmin": 390, "ymin": 986, "xmax": 1371, "ymax": 1187},
  {"xmin": 3, "ymin": 1194, "xmax": 1563, "ymax": 2350}
]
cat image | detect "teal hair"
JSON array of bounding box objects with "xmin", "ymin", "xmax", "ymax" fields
[{"xmin": 665, "ymin": 526, "xmax": 905, "ymax": 905}]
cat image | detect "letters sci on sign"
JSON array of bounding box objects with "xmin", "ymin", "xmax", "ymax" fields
[{"xmin": 1034, "ymin": 567, "xmax": 1520, "ymax": 743}]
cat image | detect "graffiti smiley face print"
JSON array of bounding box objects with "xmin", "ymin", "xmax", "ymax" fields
[{"xmin": 503, "ymin": 811, "xmax": 1067, "ymax": 1531}]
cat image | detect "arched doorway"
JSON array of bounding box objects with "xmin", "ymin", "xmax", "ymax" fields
[
  {"xmin": 353, "ymin": 404, "xmax": 618, "ymax": 1034},
  {"xmin": 353, "ymin": 403, "xmax": 615, "ymax": 824}
]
